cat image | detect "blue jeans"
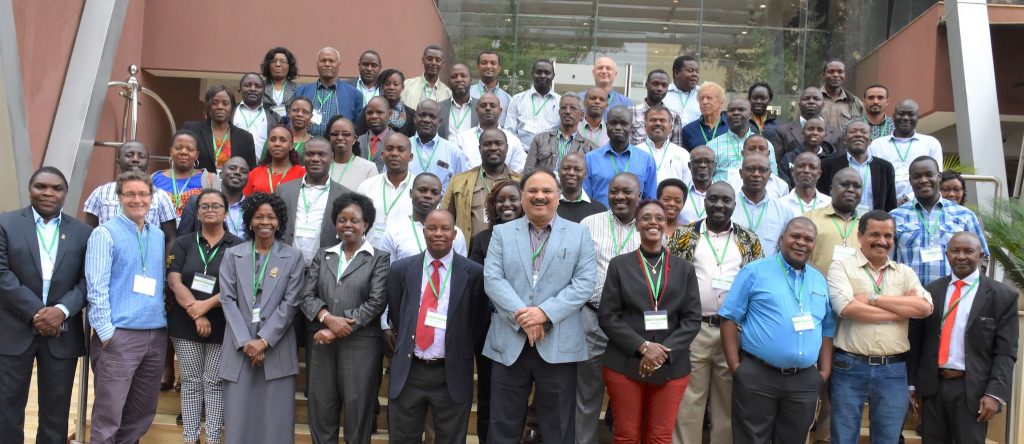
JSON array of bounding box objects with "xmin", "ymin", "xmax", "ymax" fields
[{"xmin": 829, "ymin": 352, "xmax": 909, "ymax": 444}]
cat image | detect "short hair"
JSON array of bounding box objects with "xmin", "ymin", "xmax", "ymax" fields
[
  {"xmin": 747, "ymin": 81, "xmax": 774, "ymax": 100},
  {"xmin": 644, "ymin": 104, "xmax": 673, "ymax": 120},
  {"xmin": 325, "ymin": 115, "xmax": 354, "ymax": 135},
  {"xmin": 634, "ymin": 199, "xmax": 667, "ymax": 221},
  {"xmin": 657, "ymin": 178, "xmax": 689, "ymax": 203},
  {"xmin": 485, "ymin": 180, "xmax": 523, "ymax": 228},
  {"xmin": 304, "ymin": 136, "xmax": 333, "ymax": 154},
  {"xmin": 287, "ymin": 95, "xmax": 314, "ymax": 113},
  {"xmin": 413, "ymin": 172, "xmax": 441, "ymax": 188},
  {"xmin": 203, "ymin": 85, "xmax": 236, "ymax": 118},
  {"xmin": 115, "ymin": 169, "xmax": 153, "ymax": 195},
  {"xmin": 376, "ymin": 68, "xmax": 405, "ymax": 87},
  {"xmin": 171, "ymin": 129, "xmax": 200, "ymax": 147},
  {"xmin": 359, "ymin": 49, "xmax": 381, "ymax": 63},
  {"xmin": 858, "ymin": 210, "xmax": 894, "ymax": 234},
  {"xmin": 520, "ymin": 168, "xmax": 560, "ymax": 191},
  {"xmin": 477, "ymin": 50, "xmax": 500, "ymax": 65},
  {"xmin": 532, "ymin": 59, "xmax": 554, "ymax": 72},
  {"xmin": 646, "ymin": 69, "xmax": 670, "ymax": 83},
  {"xmin": 242, "ymin": 192, "xmax": 289, "ymax": 240},
  {"xmin": 330, "ymin": 192, "xmax": 377, "ymax": 235},
  {"xmin": 423, "ymin": 45, "xmax": 445, "ymax": 56},
  {"xmin": 698, "ymin": 81, "xmax": 725, "ymax": 101},
  {"xmin": 864, "ymin": 83, "xmax": 889, "ymax": 97},
  {"xmin": 822, "ymin": 58, "xmax": 845, "ymax": 73},
  {"xmin": 29, "ymin": 166, "xmax": 68, "ymax": 188},
  {"xmin": 238, "ymin": 72, "xmax": 263, "ymax": 88},
  {"xmin": 910, "ymin": 155, "xmax": 940, "ymax": 172},
  {"xmin": 260, "ymin": 47, "xmax": 298, "ymax": 82},
  {"xmin": 672, "ymin": 55, "xmax": 697, "ymax": 73}
]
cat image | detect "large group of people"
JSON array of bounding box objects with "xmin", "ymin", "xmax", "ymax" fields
[{"xmin": 0, "ymin": 43, "xmax": 1018, "ymax": 444}]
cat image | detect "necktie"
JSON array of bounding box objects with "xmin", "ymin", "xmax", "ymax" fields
[
  {"xmin": 939, "ymin": 280, "xmax": 967, "ymax": 366},
  {"xmin": 370, "ymin": 135, "xmax": 380, "ymax": 158},
  {"xmin": 415, "ymin": 260, "xmax": 442, "ymax": 351}
]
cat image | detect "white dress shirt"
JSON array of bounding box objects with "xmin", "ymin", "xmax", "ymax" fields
[
  {"xmin": 324, "ymin": 240, "xmax": 376, "ymax": 280},
  {"xmin": 380, "ymin": 217, "xmax": 468, "ymax": 263},
  {"xmin": 779, "ymin": 189, "xmax": 832, "ymax": 216},
  {"xmin": 640, "ymin": 139, "xmax": 692, "ymax": 185},
  {"xmin": 416, "ymin": 249, "xmax": 454, "ymax": 359},
  {"xmin": 727, "ymin": 175, "xmax": 790, "ymax": 200},
  {"xmin": 233, "ymin": 103, "xmax": 269, "ymax": 159},
  {"xmin": 292, "ymin": 178, "xmax": 332, "ymax": 265},
  {"xmin": 867, "ymin": 132, "xmax": 943, "ymax": 200},
  {"xmin": 940, "ymin": 269, "xmax": 980, "ymax": 371},
  {"xmin": 356, "ymin": 173, "xmax": 414, "ymax": 248},
  {"xmin": 678, "ymin": 184, "xmax": 707, "ymax": 226},
  {"xmin": 731, "ymin": 191, "xmax": 796, "ymax": 255},
  {"xmin": 448, "ymin": 99, "xmax": 475, "ymax": 136},
  {"xmin": 505, "ymin": 87, "xmax": 561, "ymax": 148},
  {"xmin": 452, "ymin": 126, "xmax": 528, "ymax": 173},
  {"xmin": 693, "ymin": 222, "xmax": 743, "ymax": 316},
  {"xmin": 665, "ymin": 84, "xmax": 701, "ymax": 125},
  {"xmin": 32, "ymin": 208, "xmax": 69, "ymax": 317},
  {"xmin": 580, "ymin": 212, "xmax": 640, "ymax": 306}
]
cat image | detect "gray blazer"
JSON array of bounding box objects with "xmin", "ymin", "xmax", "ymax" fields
[
  {"xmin": 437, "ymin": 98, "xmax": 479, "ymax": 140},
  {"xmin": 277, "ymin": 179, "xmax": 353, "ymax": 248},
  {"xmin": 523, "ymin": 129, "xmax": 598, "ymax": 174},
  {"xmin": 482, "ymin": 215, "xmax": 597, "ymax": 366},
  {"xmin": 356, "ymin": 128, "xmax": 394, "ymax": 173},
  {"xmin": 219, "ymin": 241, "xmax": 306, "ymax": 382},
  {"xmin": 263, "ymin": 81, "xmax": 297, "ymax": 110},
  {"xmin": 300, "ymin": 246, "xmax": 390, "ymax": 337}
]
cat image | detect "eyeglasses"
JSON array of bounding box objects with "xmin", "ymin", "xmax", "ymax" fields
[
  {"xmin": 270, "ymin": 59, "xmax": 289, "ymax": 66},
  {"xmin": 328, "ymin": 131, "xmax": 354, "ymax": 138},
  {"xmin": 691, "ymin": 159, "xmax": 715, "ymax": 166},
  {"xmin": 199, "ymin": 204, "xmax": 225, "ymax": 211},
  {"xmin": 120, "ymin": 192, "xmax": 151, "ymax": 199}
]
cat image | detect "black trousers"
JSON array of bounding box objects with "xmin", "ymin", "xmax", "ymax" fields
[
  {"xmin": 731, "ymin": 356, "xmax": 823, "ymax": 444},
  {"xmin": 389, "ymin": 360, "xmax": 472, "ymax": 444},
  {"xmin": 488, "ymin": 344, "xmax": 577, "ymax": 444},
  {"xmin": 0, "ymin": 336, "xmax": 78, "ymax": 444},
  {"xmin": 475, "ymin": 351, "xmax": 493, "ymax": 443},
  {"xmin": 920, "ymin": 376, "xmax": 989, "ymax": 444}
]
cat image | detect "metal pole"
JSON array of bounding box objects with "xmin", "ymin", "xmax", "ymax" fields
[
  {"xmin": 1013, "ymin": 134, "xmax": 1024, "ymax": 198},
  {"xmin": 70, "ymin": 319, "xmax": 89, "ymax": 444},
  {"xmin": 127, "ymin": 65, "xmax": 139, "ymax": 140},
  {"xmin": 623, "ymin": 63, "xmax": 632, "ymax": 99}
]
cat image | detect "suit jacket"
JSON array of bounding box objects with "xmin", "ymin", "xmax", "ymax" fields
[
  {"xmin": 263, "ymin": 81, "xmax": 297, "ymax": 109},
  {"xmin": 909, "ymin": 275, "xmax": 1019, "ymax": 410},
  {"xmin": 0, "ymin": 207, "xmax": 91, "ymax": 358},
  {"xmin": 277, "ymin": 179, "xmax": 353, "ymax": 247},
  {"xmin": 437, "ymin": 98, "xmax": 479, "ymax": 140},
  {"xmin": 387, "ymin": 253, "xmax": 486, "ymax": 403},
  {"xmin": 482, "ymin": 216, "xmax": 597, "ymax": 366},
  {"xmin": 355, "ymin": 127, "xmax": 395, "ymax": 173},
  {"xmin": 441, "ymin": 167, "xmax": 522, "ymax": 246},
  {"xmin": 232, "ymin": 103, "xmax": 282, "ymax": 139},
  {"xmin": 523, "ymin": 129, "xmax": 598, "ymax": 174},
  {"xmin": 294, "ymin": 79, "xmax": 365, "ymax": 125},
  {"xmin": 598, "ymin": 251, "xmax": 702, "ymax": 383},
  {"xmin": 817, "ymin": 154, "xmax": 898, "ymax": 212},
  {"xmin": 300, "ymin": 246, "xmax": 389, "ymax": 336},
  {"xmin": 183, "ymin": 120, "xmax": 258, "ymax": 173},
  {"xmin": 219, "ymin": 241, "xmax": 306, "ymax": 382},
  {"xmin": 767, "ymin": 119, "xmax": 843, "ymax": 164}
]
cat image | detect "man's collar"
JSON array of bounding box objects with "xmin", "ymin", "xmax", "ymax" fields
[
  {"xmin": 32, "ymin": 207, "xmax": 61, "ymax": 225},
  {"xmin": 326, "ymin": 239, "xmax": 375, "ymax": 257},
  {"xmin": 740, "ymin": 189, "xmax": 767, "ymax": 205},
  {"xmin": 846, "ymin": 151, "xmax": 872, "ymax": 165},
  {"xmin": 854, "ymin": 249, "xmax": 897, "ymax": 271},
  {"xmin": 317, "ymin": 79, "xmax": 338, "ymax": 89},
  {"xmin": 425, "ymin": 247, "xmax": 455, "ymax": 266},
  {"xmin": 821, "ymin": 86, "xmax": 849, "ymax": 101},
  {"xmin": 605, "ymin": 210, "xmax": 636, "ymax": 227},
  {"xmin": 239, "ymin": 102, "xmax": 263, "ymax": 112},
  {"xmin": 302, "ymin": 175, "xmax": 330, "ymax": 189},
  {"xmin": 560, "ymin": 188, "xmax": 591, "ymax": 203},
  {"xmin": 952, "ymin": 269, "xmax": 981, "ymax": 286}
]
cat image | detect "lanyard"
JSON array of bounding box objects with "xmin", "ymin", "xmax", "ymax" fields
[
  {"xmin": 422, "ymin": 82, "xmax": 436, "ymax": 99},
  {"xmin": 608, "ymin": 213, "xmax": 635, "ymax": 255},
  {"xmin": 609, "ymin": 150, "xmax": 630, "ymax": 174},
  {"xmin": 689, "ymin": 189, "xmax": 706, "ymax": 219},
  {"xmin": 266, "ymin": 165, "xmax": 291, "ymax": 193},
  {"xmin": 582, "ymin": 124, "xmax": 602, "ymax": 145},
  {"xmin": 335, "ymin": 248, "xmax": 362, "ymax": 282},
  {"xmin": 136, "ymin": 228, "xmax": 150, "ymax": 274},
  {"xmin": 300, "ymin": 181, "xmax": 330, "ymax": 214},
  {"xmin": 531, "ymin": 235, "xmax": 549, "ymax": 266},
  {"xmin": 272, "ymin": 79, "xmax": 288, "ymax": 94},
  {"xmin": 212, "ymin": 131, "xmax": 229, "ymax": 164},
  {"xmin": 849, "ymin": 159, "xmax": 871, "ymax": 186},
  {"xmin": 557, "ymin": 132, "xmax": 574, "ymax": 160},
  {"xmin": 414, "ymin": 139, "xmax": 440, "ymax": 173},
  {"xmin": 169, "ymin": 169, "xmax": 196, "ymax": 208},
  {"xmin": 424, "ymin": 256, "xmax": 454, "ymax": 300},
  {"xmin": 227, "ymin": 206, "xmax": 243, "ymax": 235},
  {"xmin": 315, "ymin": 88, "xmax": 335, "ymax": 110},
  {"xmin": 915, "ymin": 206, "xmax": 941, "ymax": 238},
  {"xmin": 381, "ymin": 176, "xmax": 411, "ymax": 218},
  {"xmin": 478, "ymin": 168, "xmax": 498, "ymax": 195},
  {"xmin": 450, "ymin": 102, "xmax": 471, "ymax": 130},
  {"xmin": 776, "ymin": 255, "xmax": 805, "ymax": 312},
  {"xmin": 410, "ymin": 217, "xmax": 424, "ymax": 252},
  {"xmin": 645, "ymin": 141, "xmax": 671, "ymax": 172},
  {"xmin": 941, "ymin": 279, "xmax": 979, "ymax": 324},
  {"xmin": 195, "ymin": 232, "xmax": 222, "ymax": 274},
  {"xmin": 797, "ymin": 194, "xmax": 818, "ymax": 214},
  {"xmin": 675, "ymin": 89, "xmax": 692, "ymax": 112},
  {"xmin": 35, "ymin": 220, "xmax": 60, "ymax": 261},
  {"xmin": 830, "ymin": 215, "xmax": 858, "ymax": 243},
  {"xmin": 637, "ymin": 250, "xmax": 670, "ymax": 309},
  {"xmin": 239, "ymin": 107, "xmax": 263, "ymax": 131},
  {"xmin": 252, "ymin": 243, "xmax": 272, "ymax": 299},
  {"xmin": 700, "ymin": 118, "xmax": 721, "ymax": 145},
  {"xmin": 531, "ymin": 94, "xmax": 552, "ymax": 117},
  {"xmin": 333, "ymin": 158, "xmax": 354, "ymax": 182},
  {"xmin": 740, "ymin": 197, "xmax": 768, "ymax": 231},
  {"xmin": 861, "ymin": 265, "xmax": 888, "ymax": 295},
  {"xmin": 701, "ymin": 227, "xmax": 732, "ymax": 267},
  {"xmin": 891, "ymin": 138, "xmax": 914, "ymax": 162},
  {"xmin": 752, "ymin": 114, "xmax": 766, "ymax": 133}
]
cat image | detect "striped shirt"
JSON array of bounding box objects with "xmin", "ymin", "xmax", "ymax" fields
[
  {"xmin": 890, "ymin": 198, "xmax": 989, "ymax": 286},
  {"xmin": 580, "ymin": 211, "xmax": 640, "ymax": 306},
  {"xmin": 505, "ymin": 87, "xmax": 561, "ymax": 148},
  {"xmin": 83, "ymin": 182, "xmax": 177, "ymax": 227},
  {"xmin": 706, "ymin": 129, "xmax": 780, "ymax": 182},
  {"xmin": 629, "ymin": 100, "xmax": 686, "ymax": 147}
]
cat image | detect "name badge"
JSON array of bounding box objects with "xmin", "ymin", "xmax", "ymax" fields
[
  {"xmin": 191, "ymin": 273, "xmax": 216, "ymax": 294},
  {"xmin": 310, "ymin": 109, "xmax": 324, "ymax": 125},
  {"xmin": 251, "ymin": 307, "xmax": 262, "ymax": 324},
  {"xmin": 133, "ymin": 275, "xmax": 156, "ymax": 296},
  {"xmin": 833, "ymin": 245, "xmax": 856, "ymax": 261},
  {"xmin": 920, "ymin": 247, "xmax": 943, "ymax": 263},
  {"xmin": 294, "ymin": 226, "xmax": 318, "ymax": 238},
  {"xmin": 644, "ymin": 310, "xmax": 669, "ymax": 331},
  {"xmin": 792, "ymin": 314, "xmax": 815, "ymax": 332},
  {"xmin": 271, "ymin": 105, "xmax": 286, "ymax": 116},
  {"xmin": 894, "ymin": 170, "xmax": 910, "ymax": 182},
  {"xmin": 425, "ymin": 310, "xmax": 447, "ymax": 329},
  {"xmin": 711, "ymin": 276, "xmax": 733, "ymax": 290}
]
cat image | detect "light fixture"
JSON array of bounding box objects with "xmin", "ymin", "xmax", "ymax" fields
[
  {"xmin": 741, "ymin": 31, "xmax": 748, "ymax": 34},
  {"xmin": 759, "ymin": 4, "xmax": 767, "ymax": 8},
  {"xmin": 662, "ymin": 26, "xmax": 669, "ymax": 30}
]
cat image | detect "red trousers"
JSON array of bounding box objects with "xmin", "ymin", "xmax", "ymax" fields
[{"xmin": 603, "ymin": 367, "xmax": 689, "ymax": 444}]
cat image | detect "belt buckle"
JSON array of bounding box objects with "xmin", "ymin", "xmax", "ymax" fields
[
  {"xmin": 867, "ymin": 355, "xmax": 886, "ymax": 365},
  {"xmin": 780, "ymin": 367, "xmax": 799, "ymax": 375},
  {"xmin": 706, "ymin": 316, "xmax": 720, "ymax": 327}
]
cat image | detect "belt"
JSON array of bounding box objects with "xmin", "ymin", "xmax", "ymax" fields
[
  {"xmin": 701, "ymin": 315, "xmax": 721, "ymax": 327},
  {"xmin": 939, "ymin": 369, "xmax": 965, "ymax": 379},
  {"xmin": 835, "ymin": 349, "xmax": 905, "ymax": 365},
  {"xmin": 413, "ymin": 356, "xmax": 445, "ymax": 366},
  {"xmin": 742, "ymin": 351, "xmax": 813, "ymax": 375}
]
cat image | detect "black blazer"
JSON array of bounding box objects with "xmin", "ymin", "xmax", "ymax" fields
[
  {"xmin": 183, "ymin": 120, "xmax": 258, "ymax": 173},
  {"xmin": 817, "ymin": 154, "xmax": 898, "ymax": 212},
  {"xmin": 0, "ymin": 207, "xmax": 91, "ymax": 358},
  {"xmin": 767, "ymin": 120, "xmax": 843, "ymax": 164},
  {"xmin": 387, "ymin": 252, "xmax": 486, "ymax": 403},
  {"xmin": 909, "ymin": 275, "xmax": 1019, "ymax": 410},
  {"xmin": 277, "ymin": 180, "xmax": 353, "ymax": 248},
  {"xmin": 437, "ymin": 98, "xmax": 479, "ymax": 140},
  {"xmin": 598, "ymin": 250, "xmax": 702, "ymax": 384}
]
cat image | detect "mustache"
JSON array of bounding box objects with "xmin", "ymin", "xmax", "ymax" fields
[{"xmin": 530, "ymin": 199, "xmax": 549, "ymax": 206}]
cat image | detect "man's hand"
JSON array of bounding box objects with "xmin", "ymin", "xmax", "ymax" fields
[
  {"xmin": 524, "ymin": 324, "xmax": 546, "ymax": 346},
  {"xmin": 977, "ymin": 395, "xmax": 1000, "ymax": 422},
  {"xmin": 323, "ymin": 315, "xmax": 355, "ymax": 338},
  {"xmin": 819, "ymin": 368, "xmax": 831, "ymax": 383},
  {"xmin": 909, "ymin": 390, "xmax": 920, "ymax": 417},
  {"xmin": 515, "ymin": 307, "xmax": 549, "ymax": 329},
  {"xmin": 382, "ymin": 329, "xmax": 397, "ymax": 357},
  {"xmin": 186, "ymin": 299, "xmax": 212, "ymax": 320},
  {"xmin": 33, "ymin": 307, "xmax": 65, "ymax": 336},
  {"xmin": 728, "ymin": 360, "xmax": 740, "ymax": 375},
  {"xmin": 195, "ymin": 317, "xmax": 212, "ymax": 337},
  {"xmin": 313, "ymin": 328, "xmax": 338, "ymax": 345}
]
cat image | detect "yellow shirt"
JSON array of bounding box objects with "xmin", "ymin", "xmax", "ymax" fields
[{"xmin": 804, "ymin": 205, "xmax": 859, "ymax": 276}]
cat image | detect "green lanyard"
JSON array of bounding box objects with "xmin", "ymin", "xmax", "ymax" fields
[
  {"xmin": 582, "ymin": 124, "xmax": 602, "ymax": 145},
  {"xmin": 195, "ymin": 232, "xmax": 222, "ymax": 274},
  {"xmin": 609, "ymin": 151, "xmax": 630, "ymax": 174},
  {"xmin": 608, "ymin": 213, "xmax": 635, "ymax": 255},
  {"xmin": 212, "ymin": 131, "xmax": 229, "ymax": 164},
  {"xmin": 639, "ymin": 250, "xmax": 666, "ymax": 308},
  {"xmin": 381, "ymin": 176, "xmax": 411, "ymax": 218},
  {"xmin": 776, "ymin": 255, "xmax": 805, "ymax": 312},
  {"xmin": 941, "ymin": 279, "xmax": 979, "ymax": 324},
  {"xmin": 422, "ymin": 82, "xmax": 436, "ymax": 100},
  {"xmin": 239, "ymin": 107, "xmax": 262, "ymax": 131},
  {"xmin": 424, "ymin": 256, "xmax": 454, "ymax": 299},
  {"xmin": 531, "ymin": 235, "xmax": 549, "ymax": 266},
  {"xmin": 740, "ymin": 197, "xmax": 768, "ymax": 231},
  {"xmin": 450, "ymin": 102, "xmax": 471, "ymax": 130},
  {"xmin": 300, "ymin": 181, "xmax": 330, "ymax": 214},
  {"xmin": 861, "ymin": 265, "xmax": 888, "ymax": 295},
  {"xmin": 136, "ymin": 228, "xmax": 150, "ymax": 274},
  {"xmin": 315, "ymin": 88, "xmax": 335, "ymax": 110},
  {"xmin": 689, "ymin": 189, "xmax": 705, "ymax": 219},
  {"xmin": 915, "ymin": 206, "xmax": 941, "ymax": 239},
  {"xmin": 892, "ymin": 138, "xmax": 914, "ymax": 162},
  {"xmin": 169, "ymin": 169, "xmax": 196, "ymax": 207},
  {"xmin": 702, "ymin": 227, "xmax": 732, "ymax": 266},
  {"xmin": 645, "ymin": 141, "xmax": 670, "ymax": 172},
  {"xmin": 700, "ymin": 118, "xmax": 721, "ymax": 144},
  {"xmin": 675, "ymin": 89, "xmax": 692, "ymax": 112},
  {"xmin": 266, "ymin": 166, "xmax": 292, "ymax": 193},
  {"xmin": 797, "ymin": 194, "xmax": 818, "ymax": 214},
  {"xmin": 410, "ymin": 217, "xmax": 424, "ymax": 252},
  {"xmin": 331, "ymin": 158, "xmax": 353, "ymax": 183},
  {"xmin": 557, "ymin": 132, "xmax": 574, "ymax": 160},
  {"xmin": 478, "ymin": 168, "xmax": 495, "ymax": 194},
  {"xmin": 531, "ymin": 94, "xmax": 552, "ymax": 117},
  {"xmin": 252, "ymin": 244, "xmax": 272, "ymax": 299},
  {"xmin": 830, "ymin": 215, "xmax": 858, "ymax": 243},
  {"xmin": 414, "ymin": 138, "xmax": 440, "ymax": 173},
  {"xmin": 35, "ymin": 220, "xmax": 60, "ymax": 260},
  {"xmin": 849, "ymin": 160, "xmax": 871, "ymax": 187}
]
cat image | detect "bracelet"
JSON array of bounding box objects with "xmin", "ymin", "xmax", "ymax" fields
[
  {"xmin": 639, "ymin": 341, "xmax": 650, "ymax": 356},
  {"xmin": 260, "ymin": 338, "xmax": 269, "ymax": 349},
  {"xmin": 318, "ymin": 311, "xmax": 330, "ymax": 323}
]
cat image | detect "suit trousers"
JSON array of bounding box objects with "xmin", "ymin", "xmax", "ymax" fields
[
  {"xmin": 89, "ymin": 328, "xmax": 167, "ymax": 444},
  {"xmin": 673, "ymin": 322, "xmax": 732, "ymax": 444},
  {"xmin": 604, "ymin": 367, "xmax": 689, "ymax": 444},
  {"xmin": 576, "ymin": 306, "xmax": 608, "ymax": 444},
  {"xmin": 920, "ymin": 376, "xmax": 989, "ymax": 444},
  {"xmin": 308, "ymin": 334, "xmax": 382, "ymax": 444},
  {"xmin": 388, "ymin": 359, "xmax": 471, "ymax": 444},
  {"xmin": 731, "ymin": 356, "xmax": 822, "ymax": 444},
  {"xmin": 489, "ymin": 343, "xmax": 578, "ymax": 444},
  {"xmin": 0, "ymin": 335, "xmax": 77, "ymax": 444}
]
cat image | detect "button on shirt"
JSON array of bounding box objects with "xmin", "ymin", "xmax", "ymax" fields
[
  {"xmin": 448, "ymin": 100, "xmax": 475, "ymax": 136},
  {"xmin": 940, "ymin": 269, "xmax": 980, "ymax": 371},
  {"xmin": 580, "ymin": 212, "xmax": 640, "ymax": 305},
  {"xmin": 826, "ymin": 251, "xmax": 931, "ymax": 355},
  {"xmin": 867, "ymin": 132, "xmax": 944, "ymax": 200},
  {"xmin": 470, "ymin": 82, "xmax": 512, "ymax": 127},
  {"xmin": 506, "ymin": 87, "xmax": 561, "ymax": 148},
  {"xmin": 665, "ymin": 84, "xmax": 701, "ymax": 126},
  {"xmin": 402, "ymin": 76, "xmax": 453, "ymax": 109},
  {"xmin": 629, "ymin": 101, "xmax": 686, "ymax": 147},
  {"xmin": 452, "ymin": 127, "xmax": 527, "ymax": 173},
  {"xmin": 779, "ymin": 189, "xmax": 832, "ymax": 217},
  {"xmin": 379, "ymin": 218, "xmax": 468, "ymax": 263},
  {"xmin": 731, "ymin": 192, "xmax": 795, "ymax": 255},
  {"xmin": 33, "ymin": 209, "xmax": 69, "ymax": 317},
  {"xmin": 225, "ymin": 200, "xmax": 246, "ymax": 240},
  {"xmin": 409, "ymin": 135, "xmax": 470, "ymax": 193},
  {"xmin": 693, "ymin": 223, "xmax": 743, "ymax": 315},
  {"xmin": 311, "ymin": 82, "xmax": 340, "ymax": 137},
  {"xmin": 233, "ymin": 104, "xmax": 268, "ymax": 159},
  {"xmin": 707, "ymin": 129, "xmax": 780, "ymax": 182},
  {"xmin": 416, "ymin": 250, "xmax": 454, "ymax": 359},
  {"xmin": 639, "ymin": 139, "xmax": 692, "ymax": 185},
  {"xmin": 679, "ymin": 184, "xmax": 707, "ymax": 226},
  {"xmin": 719, "ymin": 254, "xmax": 836, "ymax": 369},
  {"xmin": 356, "ymin": 173, "xmax": 414, "ymax": 248},
  {"xmin": 292, "ymin": 179, "xmax": 332, "ymax": 265},
  {"xmin": 582, "ymin": 144, "xmax": 659, "ymax": 206},
  {"xmin": 890, "ymin": 198, "xmax": 989, "ymax": 286}
]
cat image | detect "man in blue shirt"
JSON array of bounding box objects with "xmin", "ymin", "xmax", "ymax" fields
[
  {"xmin": 408, "ymin": 99, "xmax": 470, "ymax": 192},
  {"xmin": 294, "ymin": 47, "xmax": 364, "ymax": 137},
  {"xmin": 583, "ymin": 106, "xmax": 657, "ymax": 206},
  {"xmin": 720, "ymin": 217, "xmax": 836, "ymax": 444},
  {"xmin": 732, "ymin": 153, "xmax": 796, "ymax": 255},
  {"xmin": 85, "ymin": 170, "xmax": 169, "ymax": 443}
]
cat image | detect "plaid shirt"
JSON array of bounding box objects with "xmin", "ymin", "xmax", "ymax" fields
[
  {"xmin": 310, "ymin": 81, "xmax": 340, "ymax": 136},
  {"xmin": 629, "ymin": 100, "xmax": 685, "ymax": 147},
  {"xmin": 890, "ymin": 198, "xmax": 990, "ymax": 286},
  {"xmin": 82, "ymin": 181, "xmax": 177, "ymax": 226},
  {"xmin": 844, "ymin": 115, "xmax": 894, "ymax": 141},
  {"xmin": 668, "ymin": 219, "xmax": 764, "ymax": 266},
  {"xmin": 706, "ymin": 129, "xmax": 779, "ymax": 182}
]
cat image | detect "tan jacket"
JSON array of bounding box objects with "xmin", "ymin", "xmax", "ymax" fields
[{"xmin": 441, "ymin": 166, "xmax": 521, "ymax": 248}]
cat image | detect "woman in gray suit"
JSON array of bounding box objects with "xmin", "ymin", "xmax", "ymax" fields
[
  {"xmin": 301, "ymin": 192, "xmax": 390, "ymax": 444},
  {"xmin": 219, "ymin": 192, "xmax": 306, "ymax": 444}
]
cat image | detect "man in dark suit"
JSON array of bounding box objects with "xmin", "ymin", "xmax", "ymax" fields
[
  {"xmin": 278, "ymin": 137, "xmax": 353, "ymax": 265},
  {"xmin": 438, "ymin": 63, "xmax": 479, "ymax": 140},
  {"xmin": 768, "ymin": 86, "xmax": 842, "ymax": 163},
  {"xmin": 0, "ymin": 167, "xmax": 91, "ymax": 443},
  {"xmin": 387, "ymin": 209, "xmax": 486, "ymax": 444},
  {"xmin": 818, "ymin": 120, "xmax": 898, "ymax": 212},
  {"xmin": 909, "ymin": 232, "xmax": 1019, "ymax": 444},
  {"xmin": 356, "ymin": 96, "xmax": 394, "ymax": 172}
]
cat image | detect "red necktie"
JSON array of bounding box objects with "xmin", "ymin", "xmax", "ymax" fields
[
  {"xmin": 938, "ymin": 280, "xmax": 967, "ymax": 366},
  {"xmin": 370, "ymin": 135, "xmax": 380, "ymax": 158},
  {"xmin": 415, "ymin": 260, "xmax": 442, "ymax": 351}
]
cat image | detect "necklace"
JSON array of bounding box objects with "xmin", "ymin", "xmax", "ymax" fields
[{"xmin": 641, "ymin": 251, "xmax": 664, "ymax": 275}]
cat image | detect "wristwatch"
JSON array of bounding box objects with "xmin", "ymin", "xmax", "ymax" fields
[{"xmin": 868, "ymin": 293, "xmax": 879, "ymax": 305}]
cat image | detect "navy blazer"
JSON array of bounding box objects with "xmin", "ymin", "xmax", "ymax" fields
[
  {"xmin": 387, "ymin": 252, "xmax": 486, "ymax": 404},
  {"xmin": 294, "ymin": 79, "xmax": 365, "ymax": 127},
  {"xmin": 0, "ymin": 207, "xmax": 91, "ymax": 358}
]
